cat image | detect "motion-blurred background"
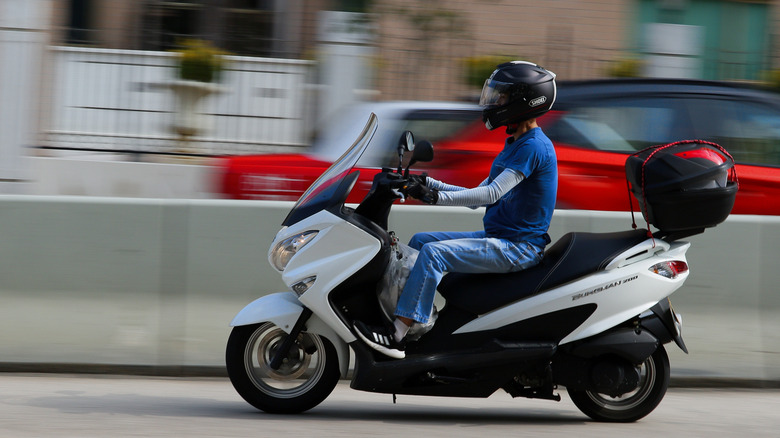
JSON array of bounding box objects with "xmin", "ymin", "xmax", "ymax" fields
[
  {"xmin": 2, "ymin": 1, "xmax": 779, "ymax": 382},
  {"xmin": 3, "ymin": 0, "xmax": 780, "ymax": 197}
]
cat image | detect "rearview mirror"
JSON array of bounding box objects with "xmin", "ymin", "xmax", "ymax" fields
[
  {"xmin": 398, "ymin": 130, "xmax": 415, "ymax": 153},
  {"xmin": 410, "ymin": 140, "xmax": 434, "ymax": 165},
  {"xmin": 396, "ymin": 131, "xmax": 415, "ymax": 173}
]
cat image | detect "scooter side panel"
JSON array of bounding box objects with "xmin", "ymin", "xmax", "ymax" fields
[
  {"xmin": 230, "ymin": 291, "xmax": 351, "ymax": 377},
  {"xmin": 452, "ymin": 251, "xmax": 689, "ymax": 345}
]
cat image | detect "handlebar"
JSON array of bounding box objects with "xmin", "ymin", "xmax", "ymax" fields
[
  {"xmin": 386, "ymin": 169, "xmax": 426, "ymax": 203},
  {"xmin": 353, "ymin": 151, "xmax": 430, "ymax": 230}
]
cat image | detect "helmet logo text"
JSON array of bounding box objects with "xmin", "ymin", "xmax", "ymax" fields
[{"xmin": 529, "ymin": 96, "xmax": 547, "ymax": 107}]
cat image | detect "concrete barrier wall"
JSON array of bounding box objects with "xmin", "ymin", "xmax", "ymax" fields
[{"xmin": 1, "ymin": 195, "xmax": 778, "ymax": 382}]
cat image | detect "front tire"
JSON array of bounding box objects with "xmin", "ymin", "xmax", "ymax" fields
[
  {"xmin": 568, "ymin": 345, "xmax": 670, "ymax": 422},
  {"xmin": 226, "ymin": 322, "xmax": 341, "ymax": 414}
]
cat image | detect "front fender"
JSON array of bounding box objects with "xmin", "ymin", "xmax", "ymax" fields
[
  {"xmin": 230, "ymin": 291, "xmax": 303, "ymax": 330},
  {"xmin": 230, "ymin": 292, "xmax": 350, "ymax": 377}
]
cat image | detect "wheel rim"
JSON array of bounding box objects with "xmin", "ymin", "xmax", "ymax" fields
[
  {"xmin": 584, "ymin": 357, "xmax": 656, "ymax": 411},
  {"xmin": 244, "ymin": 323, "xmax": 327, "ymax": 399}
]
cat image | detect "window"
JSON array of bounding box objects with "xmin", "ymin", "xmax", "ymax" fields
[
  {"xmin": 66, "ymin": 0, "xmax": 94, "ymax": 45},
  {"xmin": 378, "ymin": 111, "xmax": 480, "ymax": 168},
  {"xmin": 141, "ymin": 1, "xmax": 202, "ymax": 51},
  {"xmin": 222, "ymin": 7, "xmax": 274, "ymax": 57},
  {"xmin": 686, "ymin": 98, "xmax": 780, "ymax": 167},
  {"xmin": 139, "ymin": 1, "xmax": 275, "ymax": 55},
  {"xmin": 400, "ymin": 112, "xmax": 478, "ymax": 144},
  {"xmin": 547, "ymin": 97, "xmax": 689, "ymax": 152}
]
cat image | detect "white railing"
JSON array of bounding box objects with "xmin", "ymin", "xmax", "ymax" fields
[{"xmin": 43, "ymin": 46, "xmax": 315, "ymax": 156}]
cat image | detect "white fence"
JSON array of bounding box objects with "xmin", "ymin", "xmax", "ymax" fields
[{"xmin": 43, "ymin": 46, "xmax": 315, "ymax": 157}]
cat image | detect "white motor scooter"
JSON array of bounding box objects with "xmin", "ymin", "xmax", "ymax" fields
[{"xmin": 226, "ymin": 113, "xmax": 737, "ymax": 422}]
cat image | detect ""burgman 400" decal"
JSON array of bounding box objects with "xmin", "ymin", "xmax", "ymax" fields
[{"xmin": 571, "ymin": 275, "xmax": 638, "ymax": 301}]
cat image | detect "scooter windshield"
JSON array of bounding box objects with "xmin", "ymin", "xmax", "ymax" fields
[{"xmin": 282, "ymin": 113, "xmax": 378, "ymax": 226}]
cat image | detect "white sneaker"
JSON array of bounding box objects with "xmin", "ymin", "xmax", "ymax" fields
[{"xmin": 354, "ymin": 321, "xmax": 406, "ymax": 359}]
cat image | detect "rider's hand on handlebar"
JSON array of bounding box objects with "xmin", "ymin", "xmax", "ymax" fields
[
  {"xmin": 408, "ymin": 183, "xmax": 439, "ymax": 205},
  {"xmin": 407, "ymin": 173, "xmax": 428, "ymax": 187}
]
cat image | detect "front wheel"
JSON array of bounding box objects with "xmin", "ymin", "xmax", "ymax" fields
[
  {"xmin": 226, "ymin": 322, "xmax": 341, "ymax": 414},
  {"xmin": 568, "ymin": 345, "xmax": 671, "ymax": 422}
]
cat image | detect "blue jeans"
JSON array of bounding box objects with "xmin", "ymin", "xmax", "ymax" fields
[{"xmin": 395, "ymin": 230, "xmax": 544, "ymax": 324}]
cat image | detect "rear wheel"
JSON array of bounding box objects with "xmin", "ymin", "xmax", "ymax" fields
[
  {"xmin": 568, "ymin": 346, "xmax": 670, "ymax": 422},
  {"xmin": 226, "ymin": 322, "xmax": 340, "ymax": 414}
]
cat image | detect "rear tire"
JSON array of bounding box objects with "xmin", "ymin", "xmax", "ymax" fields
[
  {"xmin": 226, "ymin": 322, "xmax": 341, "ymax": 414},
  {"xmin": 568, "ymin": 345, "xmax": 670, "ymax": 422}
]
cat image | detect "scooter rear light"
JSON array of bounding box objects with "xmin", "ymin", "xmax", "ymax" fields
[{"xmin": 649, "ymin": 261, "xmax": 689, "ymax": 279}]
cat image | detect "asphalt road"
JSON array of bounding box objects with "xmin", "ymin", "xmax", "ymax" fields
[{"xmin": 1, "ymin": 374, "xmax": 779, "ymax": 437}]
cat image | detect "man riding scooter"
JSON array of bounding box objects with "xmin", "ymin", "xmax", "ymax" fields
[{"xmin": 355, "ymin": 61, "xmax": 559, "ymax": 359}]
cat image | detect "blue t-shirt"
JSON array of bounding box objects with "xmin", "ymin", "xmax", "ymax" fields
[{"xmin": 483, "ymin": 127, "xmax": 558, "ymax": 249}]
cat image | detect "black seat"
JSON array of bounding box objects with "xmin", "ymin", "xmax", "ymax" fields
[{"xmin": 438, "ymin": 229, "xmax": 650, "ymax": 315}]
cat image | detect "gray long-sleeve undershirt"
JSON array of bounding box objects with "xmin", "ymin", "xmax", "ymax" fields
[{"xmin": 426, "ymin": 169, "xmax": 525, "ymax": 208}]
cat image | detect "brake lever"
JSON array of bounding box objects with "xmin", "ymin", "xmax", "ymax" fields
[{"xmin": 392, "ymin": 189, "xmax": 406, "ymax": 203}]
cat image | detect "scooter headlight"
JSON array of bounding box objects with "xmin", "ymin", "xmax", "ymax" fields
[{"xmin": 270, "ymin": 231, "xmax": 318, "ymax": 271}]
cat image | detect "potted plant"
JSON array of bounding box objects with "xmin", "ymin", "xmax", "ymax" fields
[
  {"xmin": 170, "ymin": 39, "xmax": 227, "ymax": 140},
  {"xmin": 461, "ymin": 55, "xmax": 517, "ymax": 89},
  {"xmin": 177, "ymin": 39, "xmax": 226, "ymax": 83},
  {"xmin": 606, "ymin": 58, "xmax": 644, "ymax": 78}
]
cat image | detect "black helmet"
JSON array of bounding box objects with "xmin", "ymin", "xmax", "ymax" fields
[{"xmin": 480, "ymin": 61, "xmax": 557, "ymax": 131}]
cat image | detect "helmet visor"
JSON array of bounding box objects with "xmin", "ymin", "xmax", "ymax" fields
[{"xmin": 479, "ymin": 79, "xmax": 514, "ymax": 107}]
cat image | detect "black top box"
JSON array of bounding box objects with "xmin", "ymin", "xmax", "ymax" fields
[{"xmin": 625, "ymin": 140, "xmax": 738, "ymax": 232}]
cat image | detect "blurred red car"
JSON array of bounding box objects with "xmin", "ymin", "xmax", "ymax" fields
[
  {"xmin": 215, "ymin": 101, "xmax": 488, "ymax": 204},
  {"xmin": 215, "ymin": 79, "xmax": 780, "ymax": 215}
]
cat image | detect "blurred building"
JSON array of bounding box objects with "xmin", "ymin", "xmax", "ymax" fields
[
  {"xmin": 3, "ymin": 0, "xmax": 780, "ymax": 196},
  {"xmin": 47, "ymin": 0, "xmax": 780, "ymax": 101},
  {"xmin": 50, "ymin": 1, "xmax": 321, "ymax": 58}
]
